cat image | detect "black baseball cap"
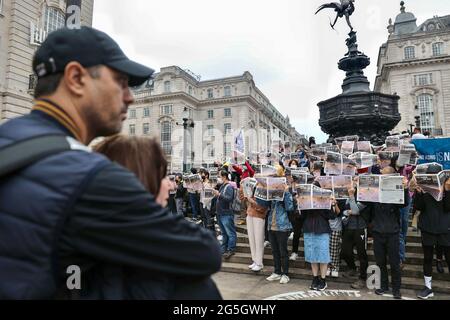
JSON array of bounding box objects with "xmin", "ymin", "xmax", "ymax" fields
[{"xmin": 32, "ymin": 27, "xmax": 154, "ymax": 86}]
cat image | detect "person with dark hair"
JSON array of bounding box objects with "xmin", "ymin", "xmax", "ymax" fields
[
  {"xmin": 362, "ymin": 166, "xmax": 409, "ymax": 299},
  {"xmin": 174, "ymin": 174, "xmax": 186, "ymax": 216},
  {"xmin": 300, "ymin": 181, "xmax": 338, "ymax": 291},
  {"xmin": 214, "ymin": 170, "xmax": 237, "ymax": 259},
  {"xmin": 188, "ymin": 167, "xmax": 201, "ymax": 221},
  {"xmin": 0, "ymin": 27, "xmax": 221, "ymax": 299},
  {"xmin": 411, "ymin": 165, "xmax": 450, "ymax": 299},
  {"xmin": 199, "ymin": 171, "xmax": 215, "ymax": 232},
  {"xmin": 309, "ymin": 137, "xmax": 316, "ymax": 147}
]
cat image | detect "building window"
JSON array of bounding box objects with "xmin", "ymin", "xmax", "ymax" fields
[
  {"xmin": 207, "ymin": 125, "xmax": 214, "ymax": 136},
  {"xmin": 160, "ymin": 105, "xmax": 173, "ymax": 115},
  {"xmin": 207, "ymin": 144, "xmax": 215, "ymax": 158},
  {"xmin": 188, "ymin": 86, "xmax": 193, "ymax": 95},
  {"xmin": 404, "ymin": 46, "xmax": 415, "ymax": 59},
  {"xmin": 414, "ymin": 73, "xmax": 433, "ymax": 86},
  {"xmin": 143, "ymin": 123, "xmax": 150, "ymax": 135},
  {"xmin": 224, "ymin": 108, "xmax": 231, "ymax": 117},
  {"xmin": 432, "ymin": 42, "xmax": 444, "ymax": 56},
  {"xmin": 129, "ymin": 124, "xmax": 136, "ymax": 136},
  {"xmin": 43, "ymin": 6, "xmax": 65, "ymax": 34},
  {"xmin": 417, "ymin": 94, "xmax": 435, "ymax": 132},
  {"xmin": 224, "ymin": 142, "xmax": 231, "ymax": 158},
  {"xmin": 207, "ymin": 110, "xmax": 214, "ymax": 119},
  {"xmin": 129, "ymin": 109, "xmax": 136, "ymax": 119},
  {"xmin": 161, "ymin": 121, "xmax": 172, "ymax": 155},
  {"xmin": 0, "ymin": 0, "xmax": 3, "ymax": 15},
  {"xmin": 224, "ymin": 86, "xmax": 231, "ymax": 97},
  {"xmin": 224, "ymin": 123, "xmax": 232, "ymax": 135},
  {"xmin": 143, "ymin": 107, "xmax": 150, "ymax": 117},
  {"xmin": 164, "ymin": 81, "xmax": 171, "ymax": 93},
  {"xmin": 207, "ymin": 88, "xmax": 214, "ymax": 99}
]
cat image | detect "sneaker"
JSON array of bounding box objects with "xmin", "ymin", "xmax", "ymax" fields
[
  {"xmin": 436, "ymin": 260, "xmax": 444, "ymax": 274},
  {"xmin": 310, "ymin": 276, "xmax": 319, "ymax": 290},
  {"xmin": 375, "ymin": 288, "xmax": 389, "ymax": 295},
  {"xmin": 289, "ymin": 253, "xmax": 298, "ymax": 261},
  {"xmin": 264, "ymin": 241, "xmax": 271, "ymax": 248},
  {"xmin": 343, "ymin": 269, "xmax": 358, "ymax": 278},
  {"xmin": 417, "ymin": 287, "xmax": 434, "ymax": 299},
  {"xmin": 326, "ymin": 269, "xmax": 331, "ymax": 277},
  {"xmin": 393, "ymin": 290, "xmax": 402, "ymax": 300},
  {"xmin": 331, "ymin": 270, "xmax": 339, "ymax": 278},
  {"xmin": 317, "ymin": 278, "xmax": 327, "ymax": 291},
  {"xmin": 288, "ymin": 232, "xmax": 294, "ymax": 240},
  {"xmin": 237, "ymin": 219, "xmax": 246, "ymax": 225},
  {"xmin": 266, "ymin": 273, "xmax": 282, "ymax": 281},
  {"xmin": 251, "ymin": 264, "xmax": 263, "ymax": 272},
  {"xmin": 248, "ymin": 262, "xmax": 256, "ymax": 269},
  {"xmin": 222, "ymin": 251, "xmax": 234, "ymax": 259},
  {"xmin": 351, "ymin": 279, "xmax": 366, "ymax": 289},
  {"xmin": 280, "ymin": 275, "xmax": 290, "ymax": 284}
]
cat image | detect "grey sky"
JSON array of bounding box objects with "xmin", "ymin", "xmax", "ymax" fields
[{"xmin": 93, "ymin": 0, "xmax": 450, "ymax": 143}]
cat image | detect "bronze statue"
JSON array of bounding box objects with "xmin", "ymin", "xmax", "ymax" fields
[{"xmin": 315, "ymin": 0, "xmax": 355, "ymax": 31}]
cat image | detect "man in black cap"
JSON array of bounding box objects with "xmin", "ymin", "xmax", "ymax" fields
[{"xmin": 0, "ymin": 27, "xmax": 222, "ymax": 299}]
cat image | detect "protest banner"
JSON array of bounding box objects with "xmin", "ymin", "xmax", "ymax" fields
[{"xmin": 412, "ymin": 137, "xmax": 450, "ymax": 170}]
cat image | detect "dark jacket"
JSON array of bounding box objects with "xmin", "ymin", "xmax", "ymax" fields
[
  {"xmin": 0, "ymin": 109, "xmax": 222, "ymax": 299},
  {"xmin": 175, "ymin": 181, "xmax": 186, "ymax": 198},
  {"xmin": 342, "ymin": 197, "xmax": 368, "ymax": 230},
  {"xmin": 414, "ymin": 191, "xmax": 450, "ymax": 234},
  {"xmin": 364, "ymin": 189, "xmax": 409, "ymax": 234},
  {"xmin": 302, "ymin": 209, "xmax": 335, "ymax": 234},
  {"xmin": 216, "ymin": 182, "xmax": 234, "ymax": 215}
]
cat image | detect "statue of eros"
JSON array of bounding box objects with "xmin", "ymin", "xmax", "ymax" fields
[{"xmin": 315, "ymin": 0, "xmax": 355, "ymax": 31}]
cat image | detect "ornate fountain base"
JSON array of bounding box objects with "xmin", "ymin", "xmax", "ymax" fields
[{"xmin": 318, "ymin": 31, "xmax": 401, "ymax": 145}]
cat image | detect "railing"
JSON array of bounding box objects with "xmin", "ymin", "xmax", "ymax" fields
[
  {"xmin": 28, "ymin": 74, "xmax": 38, "ymax": 91},
  {"xmin": 30, "ymin": 22, "xmax": 47, "ymax": 46},
  {"xmin": 133, "ymin": 90, "xmax": 152, "ymax": 101}
]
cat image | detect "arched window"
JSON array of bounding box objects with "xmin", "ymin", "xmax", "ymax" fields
[
  {"xmin": 432, "ymin": 42, "xmax": 444, "ymax": 56},
  {"xmin": 43, "ymin": 6, "xmax": 65, "ymax": 34},
  {"xmin": 164, "ymin": 81, "xmax": 171, "ymax": 93},
  {"xmin": 161, "ymin": 121, "xmax": 172, "ymax": 155},
  {"xmin": 417, "ymin": 94, "xmax": 435, "ymax": 132}
]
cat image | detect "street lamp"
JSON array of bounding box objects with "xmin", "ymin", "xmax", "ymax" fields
[{"xmin": 176, "ymin": 107, "xmax": 194, "ymax": 173}]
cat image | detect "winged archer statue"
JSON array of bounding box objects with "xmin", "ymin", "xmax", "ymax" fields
[{"xmin": 315, "ymin": 0, "xmax": 355, "ymax": 32}]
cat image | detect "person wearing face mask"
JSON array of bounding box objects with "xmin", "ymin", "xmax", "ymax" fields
[
  {"xmin": 286, "ymin": 159, "xmax": 304, "ymax": 261},
  {"xmin": 199, "ymin": 171, "xmax": 215, "ymax": 232}
]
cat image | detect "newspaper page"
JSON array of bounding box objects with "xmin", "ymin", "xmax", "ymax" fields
[
  {"xmin": 202, "ymin": 188, "xmax": 216, "ymax": 200},
  {"xmin": 254, "ymin": 177, "xmax": 269, "ymax": 201},
  {"xmin": 242, "ymin": 178, "xmax": 257, "ymax": 198},
  {"xmin": 324, "ymin": 152, "xmax": 343, "ymax": 175},
  {"xmin": 379, "ymin": 176, "xmax": 404, "ymax": 204},
  {"xmin": 385, "ymin": 136, "xmax": 400, "ymax": 152},
  {"xmin": 255, "ymin": 164, "xmax": 277, "ymax": 176},
  {"xmin": 296, "ymin": 184, "xmax": 313, "ymax": 210},
  {"xmin": 416, "ymin": 162, "xmax": 444, "ymax": 174},
  {"xmin": 349, "ymin": 152, "xmax": 378, "ymax": 169},
  {"xmin": 397, "ymin": 144, "xmax": 418, "ymax": 167},
  {"xmin": 290, "ymin": 170, "xmax": 309, "ymax": 184},
  {"xmin": 357, "ymin": 175, "xmax": 380, "ymax": 202},
  {"xmin": 316, "ymin": 176, "xmax": 333, "ymax": 190},
  {"xmin": 342, "ymin": 155, "xmax": 357, "ymax": 176},
  {"xmin": 333, "ymin": 175, "xmax": 353, "ymax": 199},
  {"xmin": 356, "ymin": 141, "xmax": 372, "ymax": 153},
  {"xmin": 267, "ymin": 177, "xmax": 287, "ymax": 201},
  {"xmin": 311, "ymin": 147, "xmax": 327, "ymax": 161},
  {"xmin": 341, "ymin": 141, "xmax": 355, "ymax": 156},
  {"xmin": 312, "ymin": 185, "xmax": 333, "ymax": 210},
  {"xmin": 325, "ymin": 145, "xmax": 340, "ymax": 153},
  {"xmin": 190, "ymin": 174, "xmax": 204, "ymax": 191},
  {"xmin": 378, "ymin": 151, "xmax": 398, "ymax": 169},
  {"xmin": 416, "ymin": 173, "xmax": 445, "ymax": 201}
]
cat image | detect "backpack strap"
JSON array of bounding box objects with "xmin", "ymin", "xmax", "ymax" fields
[{"xmin": 0, "ymin": 135, "xmax": 91, "ymax": 178}]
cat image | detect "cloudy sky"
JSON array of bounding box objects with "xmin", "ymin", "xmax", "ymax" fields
[{"xmin": 93, "ymin": 0, "xmax": 449, "ymax": 143}]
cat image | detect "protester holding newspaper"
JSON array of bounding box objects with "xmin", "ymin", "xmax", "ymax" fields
[
  {"xmin": 256, "ymin": 165, "xmax": 294, "ymax": 284},
  {"xmin": 361, "ymin": 166, "xmax": 410, "ymax": 299},
  {"xmin": 341, "ymin": 185, "xmax": 370, "ymax": 289},
  {"xmin": 410, "ymin": 164, "xmax": 450, "ymax": 299},
  {"xmin": 213, "ymin": 170, "xmax": 237, "ymax": 259},
  {"xmin": 240, "ymin": 178, "xmax": 268, "ymax": 272},
  {"xmin": 299, "ymin": 180, "xmax": 338, "ymax": 291},
  {"xmin": 199, "ymin": 171, "xmax": 216, "ymax": 232},
  {"xmin": 233, "ymin": 160, "xmax": 255, "ymax": 226}
]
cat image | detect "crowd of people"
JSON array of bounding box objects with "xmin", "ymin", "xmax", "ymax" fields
[{"xmin": 0, "ymin": 26, "xmax": 448, "ymax": 301}]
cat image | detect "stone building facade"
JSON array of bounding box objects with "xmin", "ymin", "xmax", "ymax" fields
[
  {"xmin": 0, "ymin": 0, "xmax": 94, "ymax": 122},
  {"xmin": 374, "ymin": 2, "xmax": 450, "ymax": 136},
  {"xmin": 128, "ymin": 66, "xmax": 306, "ymax": 172}
]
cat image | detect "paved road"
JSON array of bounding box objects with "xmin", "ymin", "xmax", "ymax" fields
[{"xmin": 212, "ymin": 272, "xmax": 450, "ymax": 300}]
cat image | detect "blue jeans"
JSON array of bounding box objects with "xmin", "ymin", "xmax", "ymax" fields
[
  {"xmin": 218, "ymin": 214, "xmax": 236, "ymax": 253},
  {"xmin": 399, "ymin": 196, "xmax": 412, "ymax": 262},
  {"xmin": 189, "ymin": 192, "xmax": 200, "ymax": 219}
]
